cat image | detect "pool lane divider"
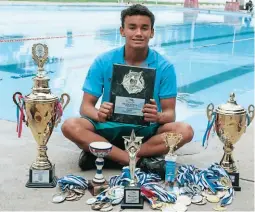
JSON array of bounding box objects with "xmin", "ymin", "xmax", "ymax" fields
[{"xmin": 0, "ymin": 32, "xmax": 112, "ymax": 43}]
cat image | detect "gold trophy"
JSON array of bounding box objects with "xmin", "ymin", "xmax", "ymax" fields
[
  {"xmin": 13, "ymin": 43, "xmax": 70, "ymax": 188},
  {"xmin": 206, "ymin": 93, "xmax": 254, "ymax": 191},
  {"xmin": 163, "ymin": 133, "xmax": 183, "ymax": 187},
  {"xmin": 121, "ymin": 129, "xmax": 144, "ymax": 209}
]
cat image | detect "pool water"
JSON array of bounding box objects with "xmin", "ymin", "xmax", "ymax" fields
[{"xmin": 0, "ymin": 5, "xmax": 254, "ymax": 142}]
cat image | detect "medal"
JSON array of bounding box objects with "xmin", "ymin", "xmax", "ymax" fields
[
  {"xmin": 206, "ymin": 195, "xmax": 220, "ymax": 203},
  {"xmin": 191, "ymin": 195, "xmax": 203, "ymax": 204},
  {"xmin": 73, "ymin": 188, "xmax": 85, "ymax": 194},
  {"xmin": 194, "ymin": 197, "xmax": 207, "ymax": 205},
  {"xmin": 176, "ymin": 195, "xmax": 191, "ymax": 206},
  {"xmin": 86, "ymin": 198, "xmax": 97, "ymax": 205},
  {"xmin": 52, "ymin": 193, "xmax": 66, "ymax": 204},
  {"xmin": 220, "ymin": 177, "xmax": 232, "ymax": 189},
  {"xmin": 111, "ymin": 197, "xmax": 122, "ymax": 205},
  {"xmin": 151, "ymin": 202, "xmax": 163, "ymax": 209},
  {"xmin": 172, "ymin": 202, "xmax": 188, "ymax": 212},
  {"xmin": 161, "ymin": 204, "xmax": 175, "ymax": 212},
  {"xmin": 213, "ymin": 205, "xmax": 227, "ymax": 211},
  {"xmin": 100, "ymin": 203, "xmax": 113, "ymax": 212},
  {"xmin": 216, "ymin": 191, "xmax": 226, "ymax": 198}
]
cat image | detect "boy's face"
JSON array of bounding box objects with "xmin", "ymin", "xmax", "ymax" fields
[{"xmin": 120, "ymin": 15, "xmax": 154, "ymax": 50}]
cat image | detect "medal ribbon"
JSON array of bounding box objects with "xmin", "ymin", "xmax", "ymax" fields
[
  {"xmin": 108, "ymin": 167, "xmax": 175, "ymax": 206},
  {"xmin": 57, "ymin": 174, "xmax": 88, "ymax": 191},
  {"xmin": 176, "ymin": 163, "xmax": 234, "ymax": 206},
  {"xmin": 16, "ymin": 95, "xmax": 25, "ymax": 138},
  {"xmin": 55, "ymin": 99, "xmax": 63, "ymax": 121},
  {"xmin": 202, "ymin": 112, "xmax": 216, "ymax": 148}
]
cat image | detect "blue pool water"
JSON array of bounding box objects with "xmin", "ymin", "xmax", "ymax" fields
[{"xmin": 0, "ymin": 4, "xmax": 254, "ymax": 142}]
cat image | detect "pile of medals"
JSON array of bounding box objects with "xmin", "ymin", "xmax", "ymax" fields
[
  {"xmin": 51, "ymin": 163, "xmax": 234, "ymax": 212},
  {"xmin": 160, "ymin": 181, "xmax": 231, "ymax": 212},
  {"xmin": 158, "ymin": 163, "xmax": 234, "ymax": 211},
  {"xmin": 52, "ymin": 174, "xmax": 88, "ymax": 203},
  {"xmin": 83, "ymin": 163, "xmax": 234, "ymax": 211},
  {"xmin": 86, "ymin": 186, "xmax": 124, "ymax": 211}
]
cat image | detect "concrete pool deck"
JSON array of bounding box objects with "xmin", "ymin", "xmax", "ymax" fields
[{"xmin": 0, "ymin": 119, "xmax": 254, "ymax": 211}]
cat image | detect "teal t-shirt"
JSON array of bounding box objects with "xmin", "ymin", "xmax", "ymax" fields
[{"xmin": 82, "ymin": 45, "xmax": 177, "ymax": 112}]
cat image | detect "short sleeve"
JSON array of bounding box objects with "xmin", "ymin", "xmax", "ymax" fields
[
  {"xmin": 159, "ymin": 64, "xmax": 177, "ymax": 99},
  {"xmin": 82, "ymin": 57, "xmax": 103, "ymax": 98}
]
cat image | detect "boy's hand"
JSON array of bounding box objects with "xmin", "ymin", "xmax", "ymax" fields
[
  {"xmin": 98, "ymin": 102, "xmax": 113, "ymax": 122},
  {"xmin": 142, "ymin": 99, "xmax": 159, "ymax": 123}
]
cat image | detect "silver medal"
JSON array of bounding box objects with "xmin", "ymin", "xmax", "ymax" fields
[
  {"xmin": 172, "ymin": 202, "xmax": 188, "ymax": 212},
  {"xmin": 52, "ymin": 193, "xmax": 66, "ymax": 203},
  {"xmin": 111, "ymin": 197, "xmax": 123, "ymax": 205},
  {"xmin": 176, "ymin": 195, "xmax": 191, "ymax": 206},
  {"xmin": 191, "ymin": 194, "xmax": 203, "ymax": 204},
  {"xmin": 86, "ymin": 197, "xmax": 97, "ymax": 205},
  {"xmin": 194, "ymin": 197, "xmax": 207, "ymax": 205}
]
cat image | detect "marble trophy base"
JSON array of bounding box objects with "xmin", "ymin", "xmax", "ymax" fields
[
  {"xmin": 121, "ymin": 186, "xmax": 144, "ymax": 209},
  {"xmin": 228, "ymin": 172, "xmax": 241, "ymax": 191},
  {"xmin": 26, "ymin": 164, "xmax": 57, "ymax": 188},
  {"xmin": 88, "ymin": 180, "xmax": 109, "ymax": 196}
]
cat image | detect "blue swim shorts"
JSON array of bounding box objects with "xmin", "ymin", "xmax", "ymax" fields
[{"xmin": 82, "ymin": 116, "xmax": 160, "ymax": 150}]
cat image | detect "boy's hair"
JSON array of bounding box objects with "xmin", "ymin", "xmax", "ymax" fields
[{"xmin": 121, "ymin": 4, "xmax": 155, "ymax": 29}]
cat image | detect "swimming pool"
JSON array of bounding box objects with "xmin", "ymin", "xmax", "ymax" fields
[{"xmin": 0, "ymin": 4, "xmax": 254, "ymax": 142}]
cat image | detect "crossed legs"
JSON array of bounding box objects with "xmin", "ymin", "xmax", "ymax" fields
[{"xmin": 61, "ymin": 118, "xmax": 194, "ymax": 166}]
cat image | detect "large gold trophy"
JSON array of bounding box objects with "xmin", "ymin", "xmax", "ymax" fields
[
  {"xmin": 206, "ymin": 93, "xmax": 254, "ymax": 191},
  {"xmin": 13, "ymin": 43, "xmax": 70, "ymax": 188}
]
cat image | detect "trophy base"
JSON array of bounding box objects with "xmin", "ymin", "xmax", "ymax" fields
[
  {"xmin": 121, "ymin": 186, "xmax": 144, "ymax": 209},
  {"xmin": 88, "ymin": 180, "xmax": 109, "ymax": 196},
  {"xmin": 26, "ymin": 164, "xmax": 57, "ymax": 188},
  {"xmin": 121, "ymin": 197, "xmax": 144, "ymax": 209},
  {"xmin": 227, "ymin": 172, "xmax": 241, "ymax": 191}
]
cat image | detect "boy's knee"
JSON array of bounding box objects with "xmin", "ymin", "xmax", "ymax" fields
[
  {"xmin": 181, "ymin": 123, "xmax": 194, "ymax": 143},
  {"xmin": 61, "ymin": 118, "xmax": 79, "ymax": 136}
]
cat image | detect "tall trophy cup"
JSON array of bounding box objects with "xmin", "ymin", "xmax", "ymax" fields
[
  {"xmin": 163, "ymin": 133, "xmax": 183, "ymax": 189},
  {"xmin": 12, "ymin": 43, "xmax": 70, "ymax": 188},
  {"xmin": 121, "ymin": 129, "xmax": 144, "ymax": 209},
  {"xmin": 88, "ymin": 142, "xmax": 112, "ymax": 196},
  {"xmin": 206, "ymin": 93, "xmax": 254, "ymax": 191}
]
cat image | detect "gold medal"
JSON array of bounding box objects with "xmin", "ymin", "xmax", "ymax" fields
[
  {"xmin": 220, "ymin": 177, "xmax": 232, "ymax": 189},
  {"xmin": 217, "ymin": 191, "xmax": 226, "ymax": 198},
  {"xmin": 207, "ymin": 195, "xmax": 220, "ymax": 203},
  {"xmin": 151, "ymin": 202, "xmax": 163, "ymax": 209},
  {"xmin": 213, "ymin": 205, "xmax": 227, "ymax": 211}
]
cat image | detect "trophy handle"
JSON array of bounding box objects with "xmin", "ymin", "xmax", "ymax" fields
[
  {"xmin": 206, "ymin": 103, "xmax": 214, "ymax": 121},
  {"xmin": 13, "ymin": 92, "xmax": 26, "ymax": 123},
  {"xmin": 59, "ymin": 93, "xmax": 70, "ymax": 111},
  {"xmin": 247, "ymin": 104, "xmax": 255, "ymax": 126},
  {"xmin": 55, "ymin": 93, "xmax": 70, "ymax": 127},
  {"xmin": 13, "ymin": 92, "xmax": 23, "ymax": 111}
]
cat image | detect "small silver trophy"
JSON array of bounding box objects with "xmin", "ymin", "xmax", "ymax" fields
[{"xmin": 121, "ymin": 130, "xmax": 144, "ymax": 209}]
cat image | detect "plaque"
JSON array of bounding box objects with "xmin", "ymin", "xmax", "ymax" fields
[{"xmin": 109, "ymin": 64, "xmax": 156, "ymax": 126}]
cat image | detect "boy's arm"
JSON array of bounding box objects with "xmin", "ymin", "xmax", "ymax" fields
[
  {"xmin": 80, "ymin": 92, "xmax": 100, "ymax": 122},
  {"xmin": 157, "ymin": 97, "xmax": 176, "ymax": 124}
]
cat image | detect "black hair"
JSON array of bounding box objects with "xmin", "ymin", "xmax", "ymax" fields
[{"xmin": 121, "ymin": 4, "xmax": 155, "ymax": 29}]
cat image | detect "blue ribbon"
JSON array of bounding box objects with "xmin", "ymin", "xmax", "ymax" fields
[
  {"xmin": 176, "ymin": 163, "xmax": 235, "ymax": 206},
  {"xmin": 57, "ymin": 174, "xmax": 88, "ymax": 191},
  {"xmin": 203, "ymin": 112, "xmax": 216, "ymax": 147},
  {"xmin": 108, "ymin": 167, "xmax": 175, "ymax": 205}
]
